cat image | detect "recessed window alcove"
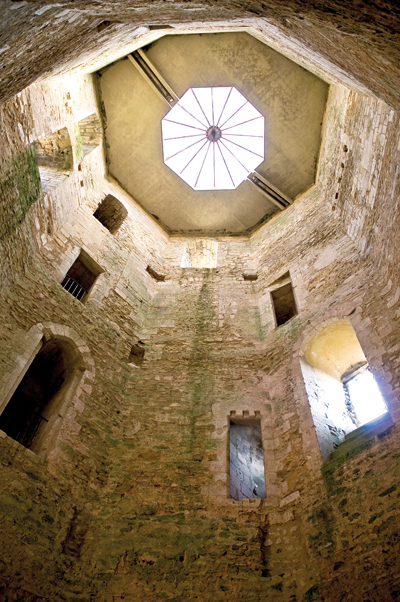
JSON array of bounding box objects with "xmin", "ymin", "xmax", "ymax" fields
[
  {"xmin": 229, "ymin": 415, "xmax": 267, "ymax": 501},
  {"xmin": 269, "ymin": 272, "xmax": 297, "ymax": 327},
  {"xmin": 32, "ymin": 127, "xmax": 73, "ymax": 192},
  {"xmin": 93, "ymin": 195, "xmax": 127, "ymax": 234},
  {"xmin": 78, "ymin": 113, "xmax": 103, "ymax": 158},
  {"xmin": 61, "ymin": 250, "xmax": 103, "ymax": 302},
  {"xmin": 300, "ymin": 319, "xmax": 388, "ymax": 460},
  {"xmin": 0, "ymin": 334, "xmax": 86, "ymax": 456},
  {"xmin": 129, "ymin": 342, "xmax": 145, "ymax": 367}
]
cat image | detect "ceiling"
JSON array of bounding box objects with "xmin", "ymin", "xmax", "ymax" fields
[
  {"xmin": 97, "ymin": 32, "xmax": 328, "ymax": 235},
  {"xmin": 304, "ymin": 320, "xmax": 367, "ymax": 381}
]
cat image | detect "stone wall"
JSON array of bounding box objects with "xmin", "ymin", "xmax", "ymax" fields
[
  {"xmin": 1, "ymin": 1, "xmax": 400, "ymax": 111},
  {"xmin": 1, "ymin": 10, "xmax": 400, "ymax": 602}
]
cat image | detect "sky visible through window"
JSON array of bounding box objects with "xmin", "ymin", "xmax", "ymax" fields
[
  {"xmin": 161, "ymin": 87, "xmax": 264, "ymax": 190},
  {"xmin": 347, "ymin": 370, "xmax": 387, "ymax": 426}
]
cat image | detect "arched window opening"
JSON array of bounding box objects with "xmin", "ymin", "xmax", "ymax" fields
[
  {"xmin": 93, "ymin": 195, "xmax": 127, "ymax": 234},
  {"xmin": 0, "ymin": 337, "xmax": 81, "ymax": 454},
  {"xmin": 61, "ymin": 250, "xmax": 103, "ymax": 302},
  {"xmin": 300, "ymin": 319, "xmax": 388, "ymax": 460},
  {"xmin": 229, "ymin": 416, "xmax": 266, "ymax": 501}
]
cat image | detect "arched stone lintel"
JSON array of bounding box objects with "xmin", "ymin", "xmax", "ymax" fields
[
  {"xmin": 293, "ymin": 308, "xmax": 399, "ymax": 468},
  {"xmin": 0, "ymin": 322, "xmax": 95, "ymax": 458}
]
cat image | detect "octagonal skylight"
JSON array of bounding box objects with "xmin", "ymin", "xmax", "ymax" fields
[{"xmin": 161, "ymin": 87, "xmax": 265, "ymax": 190}]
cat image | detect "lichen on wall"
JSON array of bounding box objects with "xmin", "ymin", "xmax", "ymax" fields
[
  {"xmin": 1, "ymin": 8, "xmax": 400, "ymax": 602},
  {"xmin": 0, "ymin": 145, "xmax": 41, "ymax": 241}
]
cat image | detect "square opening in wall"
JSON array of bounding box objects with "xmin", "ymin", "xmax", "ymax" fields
[
  {"xmin": 271, "ymin": 281, "xmax": 297, "ymax": 326},
  {"xmin": 61, "ymin": 250, "xmax": 103, "ymax": 302},
  {"xmin": 93, "ymin": 194, "xmax": 127, "ymax": 234},
  {"xmin": 129, "ymin": 342, "xmax": 145, "ymax": 367},
  {"xmin": 229, "ymin": 419, "xmax": 266, "ymax": 501}
]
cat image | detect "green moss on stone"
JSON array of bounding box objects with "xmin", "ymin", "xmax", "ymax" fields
[
  {"xmin": 307, "ymin": 502, "xmax": 335, "ymax": 552},
  {"xmin": 271, "ymin": 582, "xmax": 283, "ymax": 591},
  {"xmin": 0, "ymin": 145, "xmax": 41, "ymax": 241},
  {"xmin": 61, "ymin": 443, "xmax": 76, "ymax": 460},
  {"xmin": 304, "ymin": 584, "xmax": 320, "ymax": 601}
]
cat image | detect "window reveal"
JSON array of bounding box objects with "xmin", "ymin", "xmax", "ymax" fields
[{"xmin": 229, "ymin": 420, "xmax": 267, "ymax": 502}]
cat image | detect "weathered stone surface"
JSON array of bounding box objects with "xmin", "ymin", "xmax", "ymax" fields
[{"xmin": 0, "ymin": 6, "xmax": 400, "ymax": 602}]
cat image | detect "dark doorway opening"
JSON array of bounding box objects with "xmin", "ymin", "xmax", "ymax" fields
[{"xmin": 0, "ymin": 340, "xmax": 67, "ymax": 450}]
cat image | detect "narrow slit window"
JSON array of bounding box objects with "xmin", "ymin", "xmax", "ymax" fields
[
  {"xmin": 229, "ymin": 420, "xmax": 266, "ymax": 501},
  {"xmin": 61, "ymin": 251, "xmax": 102, "ymax": 302},
  {"xmin": 271, "ymin": 281, "xmax": 297, "ymax": 326}
]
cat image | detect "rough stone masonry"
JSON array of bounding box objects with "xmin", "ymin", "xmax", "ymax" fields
[{"xmin": 0, "ymin": 2, "xmax": 400, "ymax": 601}]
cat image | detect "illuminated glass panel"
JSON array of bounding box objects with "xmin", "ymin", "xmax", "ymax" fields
[{"xmin": 161, "ymin": 87, "xmax": 265, "ymax": 190}]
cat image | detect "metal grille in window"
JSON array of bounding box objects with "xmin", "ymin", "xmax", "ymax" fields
[{"xmin": 61, "ymin": 276, "xmax": 88, "ymax": 301}]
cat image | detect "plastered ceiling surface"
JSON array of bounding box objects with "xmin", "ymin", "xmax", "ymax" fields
[
  {"xmin": 98, "ymin": 32, "xmax": 329, "ymax": 235},
  {"xmin": 304, "ymin": 320, "xmax": 367, "ymax": 381}
]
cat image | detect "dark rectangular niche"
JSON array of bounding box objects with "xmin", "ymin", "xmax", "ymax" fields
[
  {"xmin": 146, "ymin": 265, "xmax": 165, "ymax": 282},
  {"xmin": 93, "ymin": 195, "xmax": 127, "ymax": 234},
  {"xmin": 271, "ymin": 279, "xmax": 297, "ymax": 326},
  {"xmin": 61, "ymin": 250, "xmax": 102, "ymax": 302},
  {"xmin": 229, "ymin": 419, "xmax": 267, "ymax": 501},
  {"xmin": 129, "ymin": 342, "xmax": 145, "ymax": 367}
]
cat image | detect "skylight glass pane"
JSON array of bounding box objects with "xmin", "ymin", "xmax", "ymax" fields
[
  {"xmin": 213, "ymin": 87, "xmax": 231, "ymax": 125},
  {"xmin": 218, "ymin": 87, "xmax": 247, "ymax": 128},
  {"xmin": 180, "ymin": 92, "xmax": 209, "ymax": 128},
  {"xmin": 162, "ymin": 87, "xmax": 264, "ymax": 190},
  {"xmin": 214, "ymin": 144, "xmax": 235, "ymax": 189},
  {"xmin": 191, "ymin": 87, "xmax": 213, "ymax": 126}
]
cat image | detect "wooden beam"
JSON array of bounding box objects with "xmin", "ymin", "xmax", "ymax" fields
[
  {"xmin": 247, "ymin": 171, "xmax": 292, "ymax": 210},
  {"xmin": 128, "ymin": 50, "xmax": 178, "ymax": 107}
]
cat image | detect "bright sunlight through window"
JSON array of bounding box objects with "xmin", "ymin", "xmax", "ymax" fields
[
  {"xmin": 161, "ymin": 87, "xmax": 265, "ymax": 190},
  {"xmin": 346, "ymin": 369, "xmax": 387, "ymax": 426}
]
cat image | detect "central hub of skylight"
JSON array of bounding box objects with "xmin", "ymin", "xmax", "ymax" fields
[{"xmin": 161, "ymin": 87, "xmax": 265, "ymax": 190}]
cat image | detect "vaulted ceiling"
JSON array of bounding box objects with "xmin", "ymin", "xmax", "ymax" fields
[{"xmin": 98, "ymin": 32, "xmax": 328, "ymax": 235}]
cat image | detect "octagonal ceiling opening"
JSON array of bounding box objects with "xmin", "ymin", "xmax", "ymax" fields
[
  {"xmin": 162, "ymin": 86, "xmax": 265, "ymax": 190},
  {"xmin": 97, "ymin": 31, "xmax": 329, "ymax": 235}
]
